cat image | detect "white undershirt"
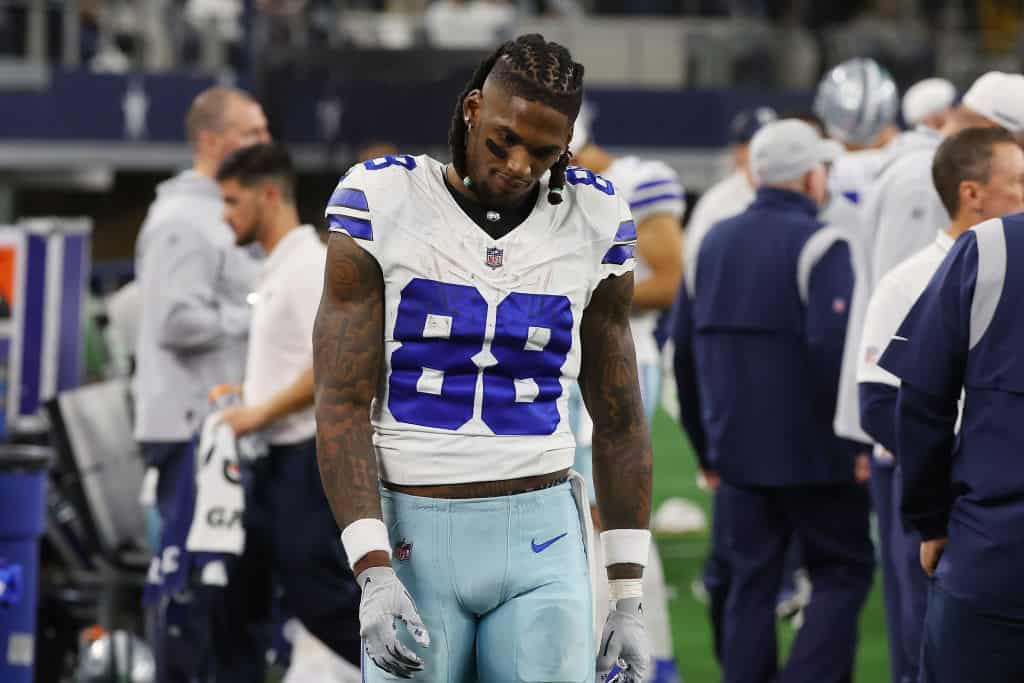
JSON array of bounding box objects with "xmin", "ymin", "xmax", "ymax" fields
[
  {"xmin": 243, "ymin": 225, "xmax": 326, "ymax": 445},
  {"xmin": 857, "ymin": 230, "xmax": 954, "ymax": 388}
]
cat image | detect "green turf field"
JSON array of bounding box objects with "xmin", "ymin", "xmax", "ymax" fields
[{"xmin": 650, "ymin": 409, "xmax": 890, "ymax": 683}]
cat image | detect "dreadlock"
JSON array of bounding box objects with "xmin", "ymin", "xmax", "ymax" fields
[{"xmin": 448, "ymin": 34, "xmax": 585, "ymax": 205}]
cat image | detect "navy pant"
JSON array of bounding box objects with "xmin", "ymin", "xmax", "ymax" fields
[
  {"xmin": 869, "ymin": 460, "xmax": 906, "ymax": 683},
  {"xmin": 921, "ymin": 584, "xmax": 1024, "ymax": 683},
  {"xmin": 892, "ymin": 465, "xmax": 927, "ymax": 683},
  {"xmin": 705, "ymin": 489, "xmax": 731, "ymax": 662},
  {"xmin": 247, "ymin": 438, "xmax": 362, "ymax": 665},
  {"xmin": 142, "ymin": 441, "xmax": 269, "ymax": 683},
  {"xmin": 705, "ymin": 491, "xmax": 804, "ymax": 665},
  {"xmin": 719, "ymin": 482, "xmax": 874, "ymax": 683}
]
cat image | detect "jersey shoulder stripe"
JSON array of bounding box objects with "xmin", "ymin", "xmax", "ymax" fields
[
  {"xmin": 329, "ymin": 187, "xmax": 369, "ymax": 212},
  {"xmin": 614, "ymin": 219, "xmax": 638, "ymax": 243},
  {"xmin": 603, "ymin": 218, "xmax": 636, "ymax": 263},
  {"xmin": 604, "ymin": 219, "xmax": 638, "ymax": 263},
  {"xmin": 326, "ymin": 212, "xmax": 373, "ymax": 240},
  {"xmin": 634, "ymin": 178, "xmax": 677, "ymax": 192},
  {"xmin": 630, "ymin": 191, "xmax": 684, "ymax": 211},
  {"xmin": 325, "ymin": 186, "xmax": 373, "ymax": 239},
  {"xmin": 324, "ymin": 154, "xmax": 425, "ymax": 245},
  {"xmin": 602, "ymin": 242, "xmax": 635, "ymax": 265},
  {"xmin": 561, "ymin": 168, "xmax": 637, "ymax": 276},
  {"xmin": 614, "ymin": 158, "xmax": 686, "ymax": 219}
]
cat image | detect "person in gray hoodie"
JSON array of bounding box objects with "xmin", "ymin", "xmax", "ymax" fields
[{"xmin": 134, "ymin": 86, "xmax": 270, "ymax": 683}]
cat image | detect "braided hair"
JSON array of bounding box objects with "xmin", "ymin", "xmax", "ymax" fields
[{"xmin": 448, "ymin": 34, "xmax": 585, "ymax": 205}]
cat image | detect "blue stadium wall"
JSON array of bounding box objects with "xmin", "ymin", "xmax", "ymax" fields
[{"xmin": 0, "ymin": 70, "xmax": 813, "ymax": 150}]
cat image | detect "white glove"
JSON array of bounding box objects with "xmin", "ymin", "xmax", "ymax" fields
[
  {"xmin": 357, "ymin": 566, "xmax": 431, "ymax": 679},
  {"xmin": 596, "ymin": 597, "xmax": 650, "ymax": 682}
]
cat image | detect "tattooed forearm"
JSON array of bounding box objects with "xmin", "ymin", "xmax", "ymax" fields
[
  {"xmin": 579, "ymin": 272, "xmax": 654, "ymax": 537},
  {"xmin": 313, "ymin": 233, "xmax": 385, "ymax": 528}
]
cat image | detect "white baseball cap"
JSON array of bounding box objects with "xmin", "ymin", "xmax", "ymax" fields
[
  {"xmin": 750, "ymin": 119, "xmax": 844, "ymax": 185},
  {"xmin": 902, "ymin": 78, "xmax": 957, "ymax": 126},
  {"xmin": 961, "ymin": 71, "xmax": 1024, "ymax": 132}
]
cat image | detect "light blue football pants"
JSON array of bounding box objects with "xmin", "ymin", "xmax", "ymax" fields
[{"xmin": 366, "ymin": 480, "xmax": 595, "ymax": 682}]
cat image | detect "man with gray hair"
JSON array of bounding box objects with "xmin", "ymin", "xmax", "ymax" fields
[
  {"xmin": 674, "ymin": 119, "xmax": 874, "ymax": 682},
  {"xmin": 134, "ymin": 85, "xmax": 270, "ymax": 683}
]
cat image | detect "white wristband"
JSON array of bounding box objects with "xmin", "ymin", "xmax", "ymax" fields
[
  {"xmin": 340, "ymin": 518, "xmax": 391, "ymax": 568},
  {"xmin": 600, "ymin": 528, "xmax": 651, "ymax": 568},
  {"xmin": 608, "ymin": 578, "xmax": 644, "ymax": 601}
]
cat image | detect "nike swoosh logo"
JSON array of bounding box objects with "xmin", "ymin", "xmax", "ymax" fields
[
  {"xmin": 892, "ymin": 335, "xmax": 908, "ymax": 342},
  {"xmin": 531, "ymin": 533, "xmax": 568, "ymax": 553}
]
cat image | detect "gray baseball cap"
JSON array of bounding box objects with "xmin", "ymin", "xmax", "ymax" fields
[{"xmin": 750, "ymin": 119, "xmax": 844, "ymax": 185}]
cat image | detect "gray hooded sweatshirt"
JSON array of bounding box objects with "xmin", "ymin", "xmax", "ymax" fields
[{"xmin": 134, "ymin": 170, "xmax": 260, "ymax": 441}]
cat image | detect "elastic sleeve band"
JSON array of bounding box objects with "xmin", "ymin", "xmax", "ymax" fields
[
  {"xmin": 341, "ymin": 518, "xmax": 391, "ymax": 568},
  {"xmin": 608, "ymin": 578, "xmax": 644, "ymax": 601},
  {"xmin": 600, "ymin": 528, "xmax": 651, "ymax": 568}
]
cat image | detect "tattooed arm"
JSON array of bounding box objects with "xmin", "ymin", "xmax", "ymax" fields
[
  {"xmin": 313, "ymin": 232, "xmax": 388, "ymax": 575},
  {"xmin": 579, "ymin": 272, "xmax": 654, "ymax": 580}
]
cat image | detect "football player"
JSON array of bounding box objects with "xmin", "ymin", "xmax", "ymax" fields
[{"xmin": 314, "ymin": 34, "xmax": 653, "ymax": 682}]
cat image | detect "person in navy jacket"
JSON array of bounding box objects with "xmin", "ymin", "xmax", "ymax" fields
[
  {"xmin": 674, "ymin": 119, "xmax": 874, "ymax": 683},
  {"xmin": 857, "ymin": 126, "xmax": 1024, "ymax": 683},
  {"xmin": 879, "ymin": 209, "xmax": 1024, "ymax": 682}
]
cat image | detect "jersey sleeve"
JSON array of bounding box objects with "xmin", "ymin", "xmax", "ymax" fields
[
  {"xmin": 598, "ymin": 195, "xmax": 638, "ymax": 280},
  {"xmin": 626, "ymin": 160, "xmax": 686, "ymax": 224},
  {"xmin": 324, "ymin": 163, "xmax": 379, "ymax": 259}
]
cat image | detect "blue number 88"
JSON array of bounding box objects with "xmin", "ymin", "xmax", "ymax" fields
[
  {"xmin": 565, "ymin": 168, "xmax": 615, "ymax": 195},
  {"xmin": 388, "ymin": 278, "xmax": 573, "ymax": 436}
]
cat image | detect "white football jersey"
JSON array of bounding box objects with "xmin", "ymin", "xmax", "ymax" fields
[
  {"xmin": 601, "ymin": 156, "xmax": 685, "ymax": 366},
  {"xmin": 325, "ymin": 154, "xmax": 636, "ymax": 486},
  {"xmin": 828, "ymin": 148, "xmax": 889, "ymax": 206}
]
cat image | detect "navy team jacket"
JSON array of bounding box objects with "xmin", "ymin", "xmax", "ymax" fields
[
  {"xmin": 879, "ymin": 214, "xmax": 1024, "ymax": 618},
  {"xmin": 673, "ymin": 187, "xmax": 855, "ymax": 487}
]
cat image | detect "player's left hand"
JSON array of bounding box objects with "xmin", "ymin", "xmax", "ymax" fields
[
  {"xmin": 920, "ymin": 537, "xmax": 948, "ymax": 577},
  {"xmin": 854, "ymin": 453, "xmax": 871, "ymax": 483},
  {"xmin": 219, "ymin": 404, "xmax": 268, "ymax": 437},
  {"xmin": 596, "ymin": 597, "xmax": 650, "ymax": 682}
]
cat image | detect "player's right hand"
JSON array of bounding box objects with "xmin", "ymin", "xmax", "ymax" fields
[{"xmin": 357, "ymin": 565, "xmax": 431, "ymax": 678}]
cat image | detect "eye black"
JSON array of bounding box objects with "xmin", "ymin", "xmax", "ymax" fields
[{"xmin": 486, "ymin": 138, "xmax": 509, "ymax": 160}]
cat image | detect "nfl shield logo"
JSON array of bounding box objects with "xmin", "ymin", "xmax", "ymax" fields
[
  {"xmin": 486, "ymin": 247, "xmax": 504, "ymax": 269},
  {"xmin": 395, "ymin": 540, "xmax": 413, "ymax": 561},
  {"xmin": 865, "ymin": 345, "xmax": 880, "ymax": 365}
]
